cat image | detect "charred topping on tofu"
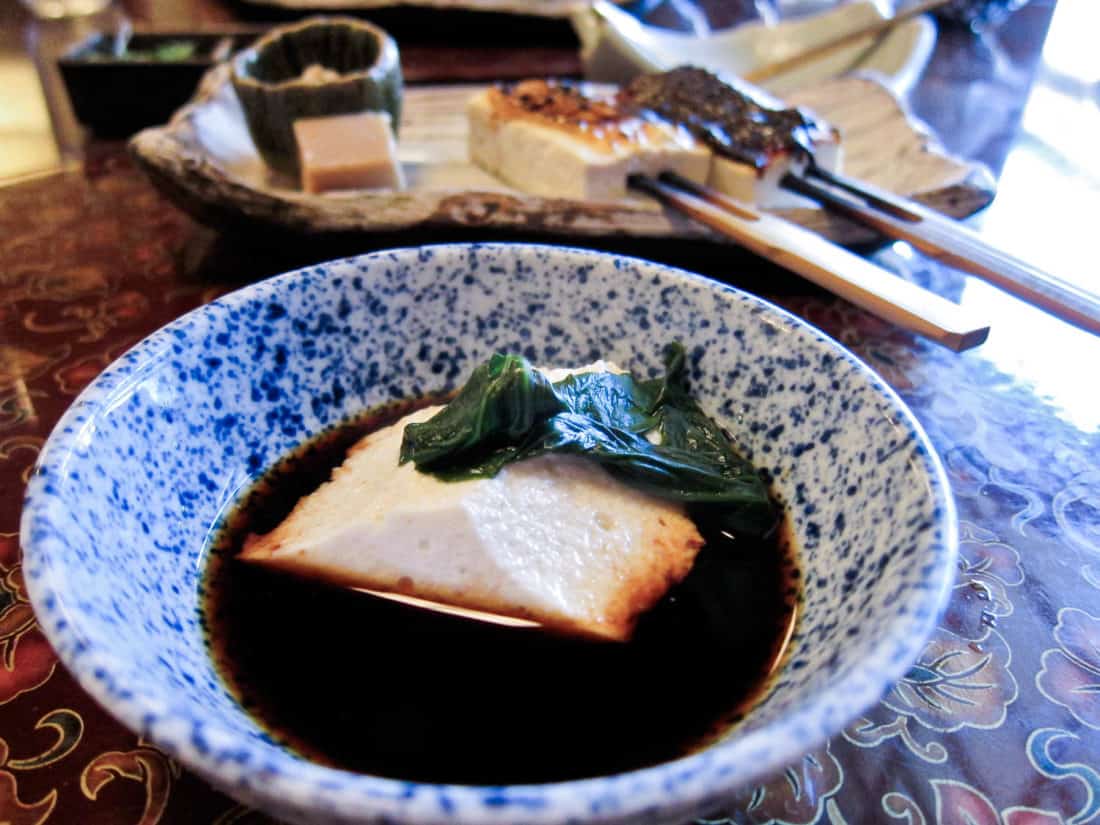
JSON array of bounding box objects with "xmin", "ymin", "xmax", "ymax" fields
[
  {"xmin": 503, "ymin": 78, "xmax": 622, "ymax": 126},
  {"xmin": 620, "ymin": 67, "xmax": 831, "ymax": 170},
  {"xmin": 488, "ymin": 79, "xmax": 692, "ymax": 150},
  {"xmin": 487, "ymin": 70, "xmax": 831, "ymax": 167}
]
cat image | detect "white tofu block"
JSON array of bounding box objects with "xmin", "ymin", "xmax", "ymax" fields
[
  {"xmin": 241, "ymin": 370, "xmax": 705, "ymax": 642},
  {"xmin": 467, "ymin": 88, "xmax": 711, "ymax": 202}
]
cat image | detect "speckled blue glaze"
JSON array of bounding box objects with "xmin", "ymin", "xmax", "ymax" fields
[{"xmin": 20, "ymin": 244, "xmax": 956, "ymax": 825}]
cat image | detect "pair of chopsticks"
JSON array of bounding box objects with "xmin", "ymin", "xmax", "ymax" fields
[
  {"xmin": 631, "ymin": 173, "xmax": 991, "ymax": 352},
  {"xmin": 782, "ymin": 167, "xmax": 1100, "ymax": 337},
  {"xmin": 635, "ymin": 165, "xmax": 1100, "ymax": 348}
]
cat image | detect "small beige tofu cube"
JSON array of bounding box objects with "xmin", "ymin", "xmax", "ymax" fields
[{"xmin": 293, "ymin": 111, "xmax": 406, "ymax": 194}]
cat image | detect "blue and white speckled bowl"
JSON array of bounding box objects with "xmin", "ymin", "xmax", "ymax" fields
[{"xmin": 21, "ymin": 244, "xmax": 956, "ymax": 825}]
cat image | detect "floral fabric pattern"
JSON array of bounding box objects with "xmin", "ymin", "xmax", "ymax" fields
[{"xmin": 1037, "ymin": 609, "xmax": 1100, "ymax": 730}]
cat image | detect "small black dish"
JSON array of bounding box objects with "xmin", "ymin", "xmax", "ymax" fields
[{"xmin": 58, "ymin": 30, "xmax": 261, "ymax": 138}]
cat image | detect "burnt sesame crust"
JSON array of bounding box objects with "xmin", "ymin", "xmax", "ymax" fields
[{"xmin": 620, "ymin": 67, "xmax": 832, "ymax": 170}]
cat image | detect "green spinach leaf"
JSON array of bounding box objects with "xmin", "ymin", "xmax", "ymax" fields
[
  {"xmin": 399, "ymin": 343, "xmax": 775, "ymax": 537},
  {"xmin": 399, "ymin": 353, "xmax": 562, "ymax": 471}
]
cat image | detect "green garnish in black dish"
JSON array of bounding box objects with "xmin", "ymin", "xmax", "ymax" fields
[
  {"xmin": 400, "ymin": 342, "xmax": 775, "ymax": 538},
  {"xmin": 87, "ymin": 40, "xmax": 200, "ymax": 62}
]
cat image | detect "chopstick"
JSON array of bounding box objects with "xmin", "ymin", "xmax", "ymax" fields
[
  {"xmin": 743, "ymin": 0, "xmax": 954, "ymax": 85},
  {"xmin": 630, "ymin": 172, "xmax": 990, "ymax": 352},
  {"xmin": 783, "ymin": 168, "xmax": 1100, "ymax": 336}
]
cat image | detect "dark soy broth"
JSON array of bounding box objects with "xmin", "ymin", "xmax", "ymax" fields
[{"xmin": 202, "ymin": 398, "xmax": 800, "ymax": 785}]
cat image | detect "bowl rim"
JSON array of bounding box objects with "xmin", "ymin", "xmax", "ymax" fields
[
  {"xmin": 230, "ymin": 15, "xmax": 399, "ymax": 93},
  {"xmin": 20, "ymin": 243, "xmax": 957, "ymax": 824}
]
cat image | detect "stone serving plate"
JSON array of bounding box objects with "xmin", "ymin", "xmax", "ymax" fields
[
  {"xmin": 130, "ymin": 67, "xmax": 995, "ymax": 244},
  {"xmin": 21, "ymin": 244, "xmax": 957, "ymax": 825}
]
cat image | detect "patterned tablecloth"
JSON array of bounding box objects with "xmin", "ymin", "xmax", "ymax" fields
[
  {"xmin": 2, "ymin": 143, "xmax": 1099, "ymax": 825},
  {"xmin": 3, "ymin": 1, "xmax": 1100, "ymax": 821}
]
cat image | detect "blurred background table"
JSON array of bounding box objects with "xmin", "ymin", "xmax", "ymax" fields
[{"xmin": 3, "ymin": 0, "xmax": 1100, "ymax": 823}]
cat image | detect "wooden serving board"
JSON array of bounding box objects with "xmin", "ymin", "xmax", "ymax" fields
[{"xmin": 130, "ymin": 64, "xmax": 995, "ymax": 244}]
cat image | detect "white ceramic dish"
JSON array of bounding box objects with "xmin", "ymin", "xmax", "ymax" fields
[{"xmin": 573, "ymin": 0, "xmax": 937, "ymax": 95}]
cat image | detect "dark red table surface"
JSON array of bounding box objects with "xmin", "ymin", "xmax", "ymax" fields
[{"xmin": 3, "ymin": 1, "xmax": 1100, "ymax": 823}]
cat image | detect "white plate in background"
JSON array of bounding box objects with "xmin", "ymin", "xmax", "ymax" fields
[{"xmin": 573, "ymin": 0, "xmax": 937, "ymax": 95}]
